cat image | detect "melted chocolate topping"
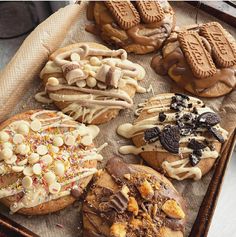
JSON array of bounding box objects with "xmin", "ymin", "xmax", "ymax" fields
[{"xmin": 83, "ymin": 158, "xmax": 186, "ymax": 236}]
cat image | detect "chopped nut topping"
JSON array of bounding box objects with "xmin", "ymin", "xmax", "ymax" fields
[
  {"xmin": 162, "ymin": 199, "xmax": 185, "ymax": 219},
  {"xmin": 138, "ymin": 179, "xmax": 154, "ymax": 200},
  {"xmin": 123, "ymin": 173, "xmax": 131, "ymax": 180},
  {"xmin": 130, "ymin": 218, "xmax": 142, "ymax": 229},
  {"xmin": 128, "ymin": 197, "xmax": 139, "ymax": 216},
  {"xmin": 110, "ymin": 222, "xmax": 127, "ymax": 237}
]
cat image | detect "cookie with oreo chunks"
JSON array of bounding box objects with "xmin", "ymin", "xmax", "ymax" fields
[{"xmin": 117, "ymin": 93, "xmax": 228, "ymax": 181}]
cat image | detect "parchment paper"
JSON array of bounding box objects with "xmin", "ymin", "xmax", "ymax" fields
[{"xmin": 0, "ymin": 2, "xmax": 235, "ymax": 237}]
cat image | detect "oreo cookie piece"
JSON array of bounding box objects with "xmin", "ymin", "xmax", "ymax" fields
[
  {"xmin": 159, "ymin": 125, "xmax": 180, "ymax": 154},
  {"xmin": 159, "ymin": 112, "xmax": 166, "ymax": 122},
  {"xmin": 189, "ymin": 153, "xmax": 201, "ymax": 166},
  {"xmin": 170, "ymin": 94, "xmax": 189, "ymax": 111},
  {"xmin": 208, "ymin": 127, "xmax": 225, "ymax": 143},
  {"xmin": 188, "ymin": 139, "xmax": 206, "ymax": 150},
  {"xmin": 177, "ymin": 113, "xmax": 196, "ymax": 136},
  {"xmin": 197, "ymin": 112, "xmax": 221, "ymax": 127},
  {"xmin": 144, "ymin": 127, "xmax": 160, "ymax": 143}
]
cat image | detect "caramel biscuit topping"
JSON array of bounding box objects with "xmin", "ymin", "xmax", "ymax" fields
[
  {"xmin": 178, "ymin": 31, "xmax": 217, "ymax": 78},
  {"xmin": 200, "ymin": 22, "xmax": 236, "ymax": 68},
  {"xmin": 104, "ymin": 1, "xmax": 140, "ymax": 30},
  {"xmin": 136, "ymin": 1, "xmax": 164, "ymax": 23}
]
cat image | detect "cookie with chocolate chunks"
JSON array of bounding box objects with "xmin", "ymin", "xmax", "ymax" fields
[
  {"xmin": 117, "ymin": 93, "xmax": 228, "ymax": 181},
  {"xmin": 83, "ymin": 157, "xmax": 186, "ymax": 237},
  {"xmin": 151, "ymin": 22, "xmax": 236, "ymax": 97},
  {"xmin": 86, "ymin": 1, "xmax": 175, "ymax": 54}
]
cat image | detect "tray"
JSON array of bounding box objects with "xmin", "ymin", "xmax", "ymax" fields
[{"xmin": 0, "ymin": 2, "xmax": 235, "ymax": 237}]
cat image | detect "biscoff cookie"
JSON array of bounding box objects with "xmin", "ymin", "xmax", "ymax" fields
[
  {"xmin": 83, "ymin": 157, "xmax": 186, "ymax": 237},
  {"xmin": 36, "ymin": 42, "xmax": 146, "ymax": 125},
  {"xmin": 151, "ymin": 22, "xmax": 236, "ymax": 97},
  {"xmin": 0, "ymin": 110, "xmax": 104, "ymax": 215},
  {"xmin": 86, "ymin": 1, "xmax": 175, "ymax": 54},
  {"xmin": 117, "ymin": 93, "xmax": 228, "ymax": 181}
]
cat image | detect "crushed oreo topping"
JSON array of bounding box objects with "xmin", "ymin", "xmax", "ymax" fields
[
  {"xmin": 208, "ymin": 127, "xmax": 225, "ymax": 143},
  {"xmin": 170, "ymin": 94, "xmax": 189, "ymax": 111},
  {"xmin": 189, "ymin": 154, "xmax": 201, "ymax": 166},
  {"xmin": 177, "ymin": 113, "xmax": 196, "ymax": 136},
  {"xmin": 159, "ymin": 126, "xmax": 180, "ymax": 154},
  {"xmin": 144, "ymin": 127, "xmax": 160, "ymax": 143},
  {"xmin": 159, "ymin": 112, "xmax": 166, "ymax": 122},
  {"xmin": 197, "ymin": 112, "xmax": 221, "ymax": 127}
]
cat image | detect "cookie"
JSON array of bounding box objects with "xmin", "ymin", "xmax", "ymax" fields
[
  {"xmin": 0, "ymin": 110, "xmax": 104, "ymax": 215},
  {"xmin": 117, "ymin": 93, "xmax": 228, "ymax": 181},
  {"xmin": 151, "ymin": 22, "xmax": 236, "ymax": 97},
  {"xmin": 82, "ymin": 157, "xmax": 186, "ymax": 237},
  {"xmin": 36, "ymin": 42, "xmax": 146, "ymax": 124},
  {"xmin": 86, "ymin": 1, "xmax": 175, "ymax": 54}
]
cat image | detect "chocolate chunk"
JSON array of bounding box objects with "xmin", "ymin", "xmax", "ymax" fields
[
  {"xmin": 197, "ymin": 112, "xmax": 221, "ymax": 127},
  {"xmin": 159, "ymin": 112, "xmax": 166, "ymax": 122},
  {"xmin": 208, "ymin": 127, "xmax": 225, "ymax": 143},
  {"xmin": 159, "ymin": 126, "xmax": 180, "ymax": 154},
  {"xmin": 188, "ymin": 139, "xmax": 206, "ymax": 150},
  {"xmin": 144, "ymin": 127, "xmax": 160, "ymax": 143},
  {"xmin": 189, "ymin": 154, "xmax": 201, "ymax": 166},
  {"xmin": 71, "ymin": 187, "xmax": 83, "ymax": 199},
  {"xmin": 99, "ymin": 191, "xmax": 129, "ymax": 213}
]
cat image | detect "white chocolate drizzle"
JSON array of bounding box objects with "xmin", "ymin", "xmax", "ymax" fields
[
  {"xmin": 36, "ymin": 43, "xmax": 146, "ymax": 123},
  {"xmin": 0, "ymin": 110, "xmax": 104, "ymax": 213},
  {"xmin": 117, "ymin": 93, "xmax": 228, "ymax": 180}
]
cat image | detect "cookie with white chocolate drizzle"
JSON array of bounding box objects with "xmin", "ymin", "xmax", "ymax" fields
[
  {"xmin": 83, "ymin": 157, "xmax": 186, "ymax": 237},
  {"xmin": 37, "ymin": 42, "xmax": 146, "ymax": 124},
  {"xmin": 117, "ymin": 93, "xmax": 228, "ymax": 181},
  {"xmin": 151, "ymin": 22, "xmax": 236, "ymax": 97},
  {"xmin": 0, "ymin": 110, "xmax": 105, "ymax": 215},
  {"xmin": 86, "ymin": 1, "xmax": 175, "ymax": 54}
]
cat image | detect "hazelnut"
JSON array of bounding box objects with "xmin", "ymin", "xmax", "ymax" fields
[
  {"xmin": 128, "ymin": 197, "xmax": 139, "ymax": 216},
  {"xmin": 110, "ymin": 222, "xmax": 126, "ymax": 237},
  {"xmin": 162, "ymin": 200, "xmax": 185, "ymax": 219},
  {"xmin": 138, "ymin": 180, "xmax": 154, "ymax": 200}
]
